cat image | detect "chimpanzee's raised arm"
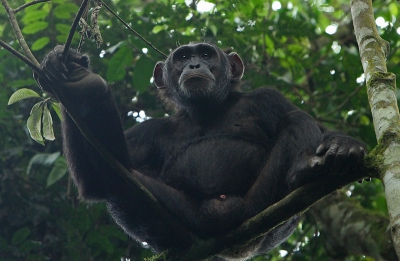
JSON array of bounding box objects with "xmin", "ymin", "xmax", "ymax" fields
[{"xmin": 35, "ymin": 45, "xmax": 131, "ymax": 200}]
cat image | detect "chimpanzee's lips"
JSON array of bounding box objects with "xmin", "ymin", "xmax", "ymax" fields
[{"xmin": 181, "ymin": 74, "xmax": 215, "ymax": 83}]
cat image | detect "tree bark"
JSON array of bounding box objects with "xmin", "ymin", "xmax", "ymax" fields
[
  {"xmin": 351, "ymin": 0, "xmax": 400, "ymax": 258},
  {"xmin": 311, "ymin": 193, "xmax": 397, "ymax": 260}
]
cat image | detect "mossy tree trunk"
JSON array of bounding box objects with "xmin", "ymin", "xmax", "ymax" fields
[{"xmin": 351, "ymin": 0, "xmax": 400, "ymax": 258}]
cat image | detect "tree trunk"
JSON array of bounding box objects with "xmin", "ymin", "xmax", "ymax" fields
[{"xmin": 351, "ymin": 0, "xmax": 400, "ymax": 258}]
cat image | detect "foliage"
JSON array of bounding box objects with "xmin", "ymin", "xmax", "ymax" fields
[{"xmin": 0, "ymin": 0, "xmax": 398, "ymax": 260}]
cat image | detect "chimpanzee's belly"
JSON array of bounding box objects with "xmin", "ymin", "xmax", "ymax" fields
[{"xmin": 159, "ymin": 137, "xmax": 269, "ymax": 199}]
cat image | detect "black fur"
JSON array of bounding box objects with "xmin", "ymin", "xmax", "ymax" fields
[{"xmin": 36, "ymin": 44, "xmax": 366, "ymax": 260}]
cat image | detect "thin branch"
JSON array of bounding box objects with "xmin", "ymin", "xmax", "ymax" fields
[
  {"xmin": 63, "ymin": 0, "xmax": 90, "ymax": 62},
  {"xmin": 1, "ymin": 0, "xmax": 40, "ymax": 67},
  {"xmin": 325, "ymin": 84, "xmax": 364, "ymax": 116},
  {"xmin": 100, "ymin": 0, "xmax": 167, "ymax": 58},
  {"xmin": 0, "ymin": 39, "xmax": 44, "ymax": 78},
  {"xmin": 14, "ymin": 0, "xmax": 50, "ymax": 14}
]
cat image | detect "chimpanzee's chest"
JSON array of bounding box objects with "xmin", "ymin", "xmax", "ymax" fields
[{"xmin": 159, "ymin": 111, "xmax": 274, "ymax": 199}]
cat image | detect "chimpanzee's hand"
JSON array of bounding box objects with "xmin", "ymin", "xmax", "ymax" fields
[
  {"xmin": 34, "ymin": 45, "xmax": 108, "ymax": 102},
  {"xmin": 288, "ymin": 135, "xmax": 367, "ymax": 189},
  {"xmin": 310, "ymin": 135, "xmax": 366, "ymax": 175}
]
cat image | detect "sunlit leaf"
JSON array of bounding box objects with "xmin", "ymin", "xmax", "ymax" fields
[
  {"xmin": 22, "ymin": 21, "xmax": 48, "ymax": 35},
  {"xmin": 21, "ymin": 10, "xmax": 48, "ymax": 24},
  {"xmin": 27, "ymin": 102, "xmax": 44, "ymax": 145},
  {"xmin": 152, "ymin": 25, "xmax": 167, "ymax": 34},
  {"xmin": 27, "ymin": 152, "xmax": 61, "ymax": 175},
  {"xmin": 55, "ymin": 23, "xmax": 70, "ymax": 34},
  {"xmin": 8, "ymin": 88, "xmax": 41, "ymax": 105},
  {"xmin": 47, "ymin": 157, "xmax": 68, "ymax": 187},
  {"xmin": 209, "ymin": 24, "xmax": 218, "ymax": 36},
  {"xmin": 52, "ymin": 102, "xmax": 63, "ymax": 120},
  {"xmin": 53, "ymin": 3, "xmax": 78, "ymax": 19},
  {"xmin": 31, "ymin": 37, "xmax": 50, "ymax": 51},
  {"xmin": 359, "ymin": 115, "xmax": 371, "ymax": 126},
  {"xmin": 42, "ymin": 105, "xmax": 55, "ymax": 141}
]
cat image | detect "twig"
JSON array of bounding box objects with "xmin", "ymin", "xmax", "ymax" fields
[
  {"xmin": 14, "ymin": 0, "xmax": 50, "ymax": 14},
  {"xmin": 1, "ymin": 0, "xmax": 40, "ymax": 67},
  {"xmin": 91, "ymin": 0, "xmax": 103, "ymax": 48},
  {"xmin": 325, "ymin": 85, "xmax": 364, "ymax": 116},
  {"xmin": 63, "ymin": 0, "xmax": 90, "ymax": 62},
  {"xmin": 0, "ymin": 38, "xmax": 45, "ymax": 78},
  {"xmin": 100, "ymin": 0, "xmax": 167, "ymax": 58}
]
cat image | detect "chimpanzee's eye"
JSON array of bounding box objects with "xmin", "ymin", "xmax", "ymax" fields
[
  {"xmin": 201, "ymin": 52, "xmax": 210, "ymax": 59},
  {"xmin": 179, "ymin": 54, "xmax": 189, "ymax": 61}
]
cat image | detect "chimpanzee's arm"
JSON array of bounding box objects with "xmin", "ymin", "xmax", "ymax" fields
[
  {"xmin": 35, "ymin": 46, "xmax": 130, "ymax": 200},
  {"xmin": 240, "ymin": 110, "xmax": 322, "ymax": 214},
  {"xmin": 244, "ymin": 110, "xmax": 366, "ymax": 214}
]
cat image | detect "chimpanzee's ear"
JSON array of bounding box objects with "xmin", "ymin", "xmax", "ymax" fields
[
  {"xmin": 153, "ymin": 62, "xmax": 166, "ymax": 89},
  {"xmin": 228, "ymin": 53, "xmax": 244, "ymax": 80}
]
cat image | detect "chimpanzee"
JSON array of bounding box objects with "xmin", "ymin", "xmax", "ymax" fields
[{"xmin": 35, "ymin": 43, "xmax": 366, "ymax": 260}]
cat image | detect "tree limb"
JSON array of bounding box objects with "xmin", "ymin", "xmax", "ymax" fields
[
  {"xmin": 14, "ymin": 0, "xmax": 50, "ymax": 14},
  {"xmin": 62, "ymin": 0, "xmax": 89, "ymax": 62},
  {"xmin": 351, "ymin": 0, "xmax": 400, "ymax": 258},
  {"xmin": 0, "ymin": 39, "xmax": 44, "ymax": 78},
  {"xmin": 311, "ymin": 192, "xmax": 397, "ymax": 260},
  {"xmin": 1, "ymin": 0, "xmax": 40, "ymax": 67}
]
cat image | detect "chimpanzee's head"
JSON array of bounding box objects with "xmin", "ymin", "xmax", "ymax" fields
[{"xmin": 153, "ymin": 43, "xmax": 244, "ymax": 110}]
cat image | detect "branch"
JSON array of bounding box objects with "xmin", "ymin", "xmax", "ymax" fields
[
  {"xmin": 325, "ymin": 84, "xmax": 364, "ymax": 116},
  {"xmin": 1, "ymin": 0, "xmax": 40, "ymax": 67},
  {"xmin": 351, "ymin": 0, "xmax": 400, "ymax": 259},
  {"xmin": 14, "ymin": 0, "xmax": 50, "ymax": 14},
  {"xmin": 62, "ymin": 0, "xmax": 89, "ymax": 62},
  {"xmin": 311, "ymin": 192, "xmax": 397, "ymax": 260},
  {"xmin": 0, "ymin": 39, "xmax": 44, "ymax": 78}
]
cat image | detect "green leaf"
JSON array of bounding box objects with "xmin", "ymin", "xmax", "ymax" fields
[
  {"xmin": 152, "ymin": 25, "xmax": 167, "ymax": 34},
  {"xmin": 55, "ymin": 23, "xmax": 71, "ymax": 34},
  {"xmin": 209, "ymin": 24, "xmax": 218, "ymax": 36},
  {"xmin": 22, "ymin": 21, "xmax": 48, "ymax": 35},
  {"xmin": 11, "ymin": 227, "xmax": 30, "ymax": 245},
  {"xmin": 264, "ymin": 35, "xmax": 275, "ymax": 55},
  {"xmin": 86, "ymin": 231, "xmax": 114, "ymax": 254},
  {"xmin": 27, "ymin": 102, "xmax": 44, "ymax": 145},
  {"xmin": 106, "ymin": 45, "xmax": 133, "ymax": 82},
  {"xmin": 47, "ymin": 157, "xmax": 68, "ymax": 187},
  {"xmin": 52, "ymin": 102, "xmax": 63, "ymax": 120},
  {"xmin": 53, "ymin": 3, "xmax": 78, "ymax": 19},
  {"xmin": 42, "ymin": 105, "xmax": 55, "ymax": 141},
  {"xmin": 21, "ymin": 10, "xmax": 48, "ymax": 24},
  {"xmin": 27, "ymin": 152, "xmax": 61, "ymax": 175},
  {"xmin": 132, "ymin": 55, "xmax": 154, "ymax": 93},
  {"xmin": 8, "ymin": 88, "xmax": 41, "ymax": 105},
  {"xmin": 31, "ymin": 37, "xmax": 50, "ymax": 51}
]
